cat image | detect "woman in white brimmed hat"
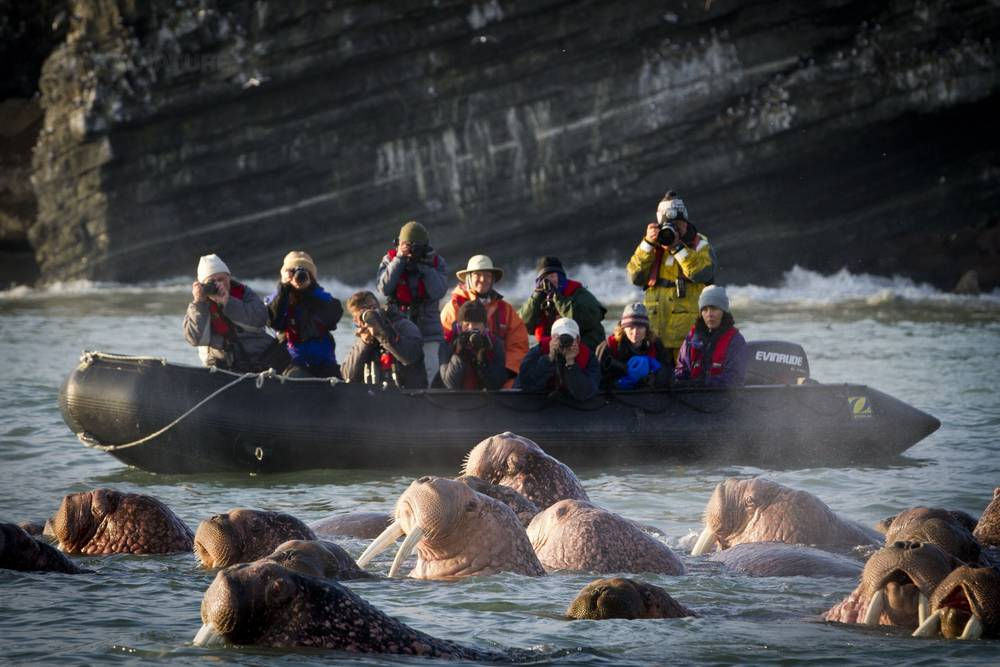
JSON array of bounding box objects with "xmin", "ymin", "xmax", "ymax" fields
[{"xmin": 439, "ymin": 254, "xmax": 529, "ymax": 388}]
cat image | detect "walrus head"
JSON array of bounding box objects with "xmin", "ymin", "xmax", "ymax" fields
[
  {"xmin": 914, "ymin": 564, "xmax": 1000, "ymax": 639},
  {"xmin": 461, "ymin": 432, "xmax": 588, "ymax": 510},
  {"xmin": 857, "ymin": 541, "xmax": 961, "ymax": 628},
  {"xmin": 50, "ymin": 489, "xmax": 115, "ymax": 553},
  {"xmin": 883, "ymin": 507, "xmax": 981, "ymax": 563},
  {"xmin": 566, "ymin": 577, "xmax": 697, "ymax": 620},
  {"xmin": 194, "ymin": 508, "xmax": 316, "ymax": 569}
]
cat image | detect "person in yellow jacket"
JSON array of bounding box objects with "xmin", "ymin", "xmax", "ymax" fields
[
  {"xmin": 626, "ymin": 191, "xmax": 716, "ymax": 360},
  {"xmin": 440, "ymin": 254, "xmax": 529, "ymax": 388}
]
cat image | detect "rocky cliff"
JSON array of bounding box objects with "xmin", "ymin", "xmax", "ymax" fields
[{"xmin": 11, "ymin": 0, "xmax": 1000, "ymax": 290}]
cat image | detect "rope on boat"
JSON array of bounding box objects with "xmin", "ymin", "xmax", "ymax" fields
[{"xmin": 75, "ymin": 351, "xmax": 342, "ymax": 451}]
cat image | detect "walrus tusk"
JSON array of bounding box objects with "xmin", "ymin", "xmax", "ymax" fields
[
  {"xmin": 918, "ymin": 592, "xmax": 930, "ymax": 625},
  {"xmin": 388, "ymin": 526, "xmax": 423, "ymax": 578},
  {"xmin": 862, "ymin": 589, "xmax": 885, "ymax": 625},
  {"xmin": 960, "ymin": 614, "xmax": 984, "ymax": 640},
  {"xmin": 912, "ymin": 609, "xmax": 942, "ymax": 637},
  {"xmin": 691, "ymin": 526, "xmax": 717, "ymax": 556},
  {"xmin": 193, "ymin": 622, "xmax": 224, "ymax": 647},
  {"xmin": 356, "ymin": 521, "xmax": 404, "ymax": 568}
]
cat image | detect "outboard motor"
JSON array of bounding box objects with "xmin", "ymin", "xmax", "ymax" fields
[{"xmin": 744, "ymin": 340, "xmax": 810, "ymax": 385}]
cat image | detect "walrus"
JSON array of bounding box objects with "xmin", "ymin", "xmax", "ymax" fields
[
  {"xmin": 309, "ymin": 512, "xmax": 395, "ymax": 540},
  {"xmin": 691, "ymin": 477, "xmax": 881, "ymax": 556},
  {"xmin": 973, "ymin": 487, "xmax": 1000, "ymax": 547},
  {"xmin": 881, "ymin": 507, "xmax": 981, "ymax": 564},
  {"xmin": 527, "ymin": 499, "xmax": 685, "ymax": 575},
  {"xmin": 455, "ymin": 474, "xmax": 540, "ymax": 528},
  {"xmin": 1, "ymin": 523, "xmax": 89, "ymax": 574},
  {"xmin": 461, "ymin": 432, "xmax": 589, "ymax": 510},
  {"xmin": 356, "ymin": 476, "xmax": 545, "ymax": 579},
  {"xmin": 913, "ymin": 564, "xmax": 1000, "ymax": 640},
  {"xmin": 566, "ymin": 577, "xmax": 698, "ymax": 620},
  {"xmin": 824, "ymin": 541, "xmax": 962, "ymax": 628},
  {"xmin": 709, "ymin": 542, "xmax": 863, "ymax": 578},
  {"xmin": 194, "ymin": 559, "xmax": 503, "ymax": 659},
  {"xmin": 263, "ymin": 539, "xmax": 374, "ymax": 580},
  {"xmin": 50, "ymin": 488, "xmax": 193, "ymax": 555},
  {"xmin": 194, "ymin": 508, "xmax": 316, "ymax": 568}
]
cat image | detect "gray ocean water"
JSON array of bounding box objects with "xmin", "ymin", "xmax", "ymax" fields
[{"xmin": 1, "ymin": 266, "xmax": 999, "ymax": 665}]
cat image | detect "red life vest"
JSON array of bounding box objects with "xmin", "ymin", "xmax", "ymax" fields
[
  {"xmin": 688, "ymin": 326, "xmax": 739, "ymax": 379},
  {"xmin": 444, "ymin": 325, "xmax": 496, "ymax": 389},
  {"xmin": 386, "ymin": 248, "xmax": 440, "ymax": 306},
  {"xmin": 208, "ymin": 281, "xmax": 247, "ymax": 340},
  {"xmin": 533, "ymin": 279, "xmax": 582, "ymax": 340},
  {"xmin": 605, "ymin": 335, "xmax": 658, "ymax": 361}
]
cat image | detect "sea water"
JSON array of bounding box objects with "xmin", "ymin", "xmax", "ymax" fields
[{"xmin": 1, "ymin": 264, "xmax": 998, "ymax": 665}]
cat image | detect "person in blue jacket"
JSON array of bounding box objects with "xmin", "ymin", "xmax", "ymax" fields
[
  {"xmin": 267, "ymin": 251, "xmax": 343, "ymax": 378},
  {"xmin": 515, "ymin": 317, "xmax": 600, "ymax": 401},
  {"xmin": 674, "ymin": 285, "xmax": 747, "ymax": 387}
]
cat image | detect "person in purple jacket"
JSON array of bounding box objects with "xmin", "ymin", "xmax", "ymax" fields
[{"xmin": 674, "ymin": 285, "xmax": 747, "ymax": 387}]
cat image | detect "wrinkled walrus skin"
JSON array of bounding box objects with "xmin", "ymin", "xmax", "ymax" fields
[
  {"xmin": 462, "ymin": 432, "xmax": 589, "ymax": 511},
  {"xmin": 50, "ymin": 488, "xmax": 193, "ymax": 555},
  {"xmin": 921, "ymin": 565, "xmax": 1000, "ymax": 639},
  {"xmin": 263, "ymin": 539, "xmax": 373, "ymax": 580},
  {"xmin": 196, "ymin": 560, "xmax": 503, "ymax": 659},
  {"xmin": 194, "ymin": 508, "xmax": 316, "ymax": 568},
  {"xmin": 566, "ymin": 577, "xmax": 698, "ymax": 620},
  {"xmin": 709, "ymin": 542, "xmax": 863, "ymax": 578},
  {"xmin": 1, "ymin": 523, "xmax": 89, "ymax": 574}
]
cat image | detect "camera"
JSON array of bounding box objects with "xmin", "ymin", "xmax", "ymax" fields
[
  {"xmin": 467, "ymin": 331, "xmax": 487, "ymax": 350},
  {"xmin": 410, "ymin": 243, "xmax": 429, "ymax": 261},
  {"xmin": 657, "ymin": 221, "xmax": 679, "ymax": 247},
  {"xmin": 361, "ymin": 308, "xmax": 379, "ymax": 326},
  {"xmin": 292, "ymin": 268, "xmax": 309, "ymax": 284},
  {"xmin": 556, "ymin": 333, "xmax": 575, "ymax": 349},
  {"xmin": 202, "ymin": 280, "xmax": 219, "ymax": 296}
]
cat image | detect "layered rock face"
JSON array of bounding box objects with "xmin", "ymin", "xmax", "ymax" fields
[{"xmin": 23, "ymin": 0, "xmax": 1000, "ymax": 289}]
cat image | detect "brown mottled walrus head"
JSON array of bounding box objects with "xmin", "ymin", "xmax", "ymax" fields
[
  {"xmin": 461, "ymin": 432, "xmax": 588, "ymax": 510},
  {"xmin": 566, "ymin": 577, "xmax": 697, "ymax": 620},
  {"xmin": 824, "ymin": 541, "xmax": 962, "ymax": 627},
  {"xmin": 356, "ymin": 476, "xmax": 544, "ymax": 579},
  {"xmin": 528, "ymin": 499, "xmax": 684, "ymax": 575},
  {"xmin": 913, "ymin": 565, "xmax": 1000, "ymax": 639},
  {"xmin": 882, "ymin": 507, "xmax": 981, "ymax": 564},
  {"xmin": 691, "ymin": 477, "xmax": 881, "ymax": 556},
  {"xmin": 455, "ymin": 474, "xmax": 539, "ymax": 528},
  {"xmin": 194, "ymin": 559, "xmax": 496, "ymax": 659},
  {"xmin": 50, "ymin": 488, "xmax": 193, "ymax": 555},
  {"xmin": 194, "ymin": 508, "xmax": 316, "ymax": 568},
  {"xmin": 1, "ymin": 522, "xmax": 89, "ymax": 573}
]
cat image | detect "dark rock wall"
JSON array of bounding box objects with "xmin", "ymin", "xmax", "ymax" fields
[{"xmin": 24, "ymin": 0, "xmax": 1000, "ymax": 289}]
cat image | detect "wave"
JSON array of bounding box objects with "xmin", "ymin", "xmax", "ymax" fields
[{"xmin": 3, "ymin": 264, "xmax": 998, "ymax": 311}]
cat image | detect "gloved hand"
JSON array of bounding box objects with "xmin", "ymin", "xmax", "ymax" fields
[{"xmin": 626, "ymin": 355, "xmax": 652, "ymax": 380}]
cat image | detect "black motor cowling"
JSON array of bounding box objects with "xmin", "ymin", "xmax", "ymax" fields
[{"xmin": 744, "ymin": 341, "xmax": 810, "ymax": 385}]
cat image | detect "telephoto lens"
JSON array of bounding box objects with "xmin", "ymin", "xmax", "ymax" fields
[
  {"xmin": 293, "ymin": 268, "xmax": 308, "ymax": 283},
  {"xmin": 202, "ymin": 281, "xmax": 219, "ymax": 296},
  {"xmin": 657, "ymin": 222, "xmax": 677, "ymax": 246},
  {"xmin": 468, "ymin": 332, "xmax": 485, "ymax": 349},
  {"xmin": 557, "ymin": 333, "xmax": 575, "ymax": 349}
]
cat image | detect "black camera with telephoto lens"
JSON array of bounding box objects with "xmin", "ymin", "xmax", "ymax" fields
[
  {"xmin": 467, "ymin": 331, "xmax": 487, "ymax": 350},
  {"xmin": 657, "ymin": 221, "xmax": 679, "ymax": 247},
  {"xmin": 293, "ymin": 267, "xmax": 308, "ymax": 284},
  {"xmin": 202, "ymin": 280, "xmax": 219, "ymax": 296},
  {"xmin": 557, "ymin": 333, "xmax": 574, "ymax": 349}
]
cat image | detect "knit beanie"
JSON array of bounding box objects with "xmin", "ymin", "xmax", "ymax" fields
[
  {"xmin": 197, "ymin": 254, "xmax": 230, "ymax": 282},
  {"xmin": 657, "ymin": 191, "xmax": 688, "ymax": 223},
  {"xmin": 398, "ymin": 221, "xmax": 429, "ymax": 244},
  {"xmin": 535, "ymin": 256, "xmax": 564, "ymax": 278},
  {"xmin": 457, "ymin": 299, "xmax": 488, "ymax": 324},
  {"xmin": 620, "ymin": 302, "xmax": 650, "ymax": 328},
  {"xmin": 281, "ymin": 250, "xmax": 318, "ymax": 278},
  {"xmin": 698, "ymin": 285, "xmax": 730, "ymax": 312}
]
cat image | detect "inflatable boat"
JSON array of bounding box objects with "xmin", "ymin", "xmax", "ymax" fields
[{"xmin": 59, "ymin": 344, "xmax": 940, "ymax": 474}]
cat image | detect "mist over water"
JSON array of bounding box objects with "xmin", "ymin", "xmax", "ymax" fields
[{"xmin": 1, "ymin": 264, "xmax": 999, "ymax": 664}]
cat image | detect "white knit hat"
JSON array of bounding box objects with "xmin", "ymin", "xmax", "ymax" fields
[
  {"xmin": 698, "ymin": 285, "xmax": 730, "ymax": 312},
  {"xmin": 550, "ymin": 317, "xmax": 580, "ymax": 339},
  {"xmin": 197, "ymin": 254, "xmax": 230, "ymax": 282}
]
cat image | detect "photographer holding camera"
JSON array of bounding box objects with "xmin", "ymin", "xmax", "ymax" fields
[
  {"xmin": 183, "ymin": 253, "xmax": 277, "ymax": 371},
  {"xmin": 626, "ymin": 191, "xmax": 716, "ymax": 361},
  {"xmin": 514, "ymin": 317, "xmax": 600, "ymax": 401},
  {"xmin": 518, "ymin": 256, "xmax": 607, "ymax": 351},
  {"xmin": 435, "ymin": 299, "xmax": 507, "ymax": 391},
  {"xmin": 340, "ymin": 291, "xmax": 427, "ymax": 389},
  {"xmin": 376, "ymin": 221, "xmax": 448, "ymax": 385},
  {"xmin": 266, "ymin": 251, "xmax": 344, "ymax": 378}
]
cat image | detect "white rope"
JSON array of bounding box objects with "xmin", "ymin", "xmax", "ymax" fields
[{"xmin": 75, "ymin": 352, "xmax": 343, "ymax": 452}]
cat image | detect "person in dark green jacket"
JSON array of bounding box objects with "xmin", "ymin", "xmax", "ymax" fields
[{"xmin": 519, "ymin": 256, "xmax": 607, "ymax": 351}]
